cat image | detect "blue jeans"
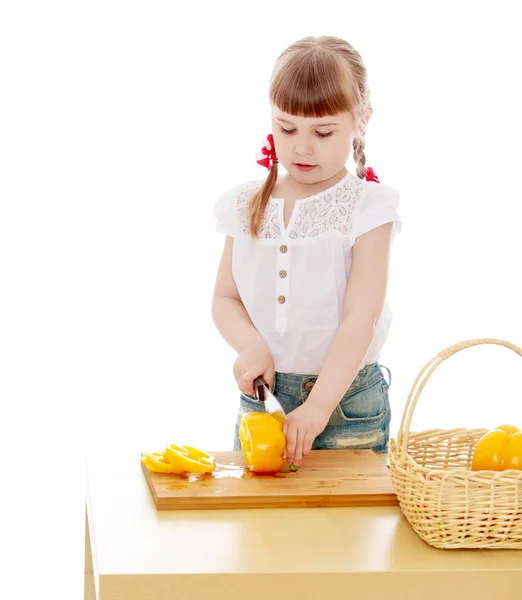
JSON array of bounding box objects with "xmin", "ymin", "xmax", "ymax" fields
[{"xmin": 233, "ymin": 362, "xmax": 392, "ymax": 454}]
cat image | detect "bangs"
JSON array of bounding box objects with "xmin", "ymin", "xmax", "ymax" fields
[{"xmin": 270, "ymin": 51, "xmax": 356, "ymax": 118}]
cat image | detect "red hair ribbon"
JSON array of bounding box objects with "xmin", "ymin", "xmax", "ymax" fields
[
  {"xmin": 365, "ymin": 166, "xmax": 380, "ymax": 183},
  {"xmin": 256, "ymin": 134, "xmax": 278, "ymax": 171}
]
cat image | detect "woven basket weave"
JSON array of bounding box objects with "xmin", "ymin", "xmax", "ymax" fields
[{"xmin": 388, "ymin": 338, "xmax": 522, "ymax": 549}]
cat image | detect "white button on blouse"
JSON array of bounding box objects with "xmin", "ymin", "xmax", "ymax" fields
[{"xmin": 214, "ymin": 170, "xmax": 403, "ymax": 375}]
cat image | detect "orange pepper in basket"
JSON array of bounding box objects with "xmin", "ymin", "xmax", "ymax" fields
[
  {"xmin": 471, "ymin": 424, "xmax": 522, "ymax": 471},
  {"xmin": 239, "ymin": 412, "xmax": 286, "ymax": 473}
]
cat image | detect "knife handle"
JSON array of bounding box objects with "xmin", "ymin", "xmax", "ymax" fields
[{"xmin": 253, "ymin": 376, "xmax": 269, "ymax": 401}]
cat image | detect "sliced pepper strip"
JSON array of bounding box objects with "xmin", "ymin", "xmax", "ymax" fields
[
  {"xmin": 141, "ymin": 445, "xmax": 216, "ymax": 474},
  {"xmin": 141, "ymin": 454, "xmax": 186, "ymax": 473},
  {"xmin": 181, "ymin": 445, "xmax": 215, "ymax": 462},
  {"xmin": 168, "ymin": 444, "xmax": 190, "ymax": 456},
  {"xmin": 164, "ymin": 445, "xmax": 216, "ymax": 474}
]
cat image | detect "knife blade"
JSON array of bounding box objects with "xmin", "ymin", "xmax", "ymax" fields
[{"xmin": 254, "ymin": 376, "xmax": 287, "ymax": 423}]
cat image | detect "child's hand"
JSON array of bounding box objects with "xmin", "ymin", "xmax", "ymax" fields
[
  {"xmin": 283, "ymin": 403, "xmax": 330, "ymax": 467},
  {"xmin": 233, "ymin": 341, "xmax": 275, "ymax": 396}
]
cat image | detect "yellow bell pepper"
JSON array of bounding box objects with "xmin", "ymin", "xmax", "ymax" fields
[
  {"xmin": 141, "ymin": 444, "xmax": 216, "ymax": 474},
  {"xmin": 239, "ymin": 412, "xmax": 286, "ymax": 473},
  {"xmin": 471, "ymin": 424, "xmax": 522, "ymax": 471}
]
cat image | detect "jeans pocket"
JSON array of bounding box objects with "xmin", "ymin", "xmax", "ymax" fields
[
  {"xmin": 332, "ymin": 378, "xmax": 388, "ymax": 425},
  {"xmin": 318, "ymin": 380, "xmax": 390, "ymax": 453}
]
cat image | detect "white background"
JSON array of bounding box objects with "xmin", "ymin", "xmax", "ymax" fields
[{"xmin": 1, "ymin": 1, "xmax": 521, "ymax": 597}]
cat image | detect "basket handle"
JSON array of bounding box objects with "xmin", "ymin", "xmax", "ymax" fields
[{"xmin": 397, "ymin": 338, "xmax": 522, "ymax": 463}]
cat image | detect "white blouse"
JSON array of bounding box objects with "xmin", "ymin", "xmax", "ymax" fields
[{"xmin": 214, "ymin": 170, "xmax": 403, "ymax": 375}]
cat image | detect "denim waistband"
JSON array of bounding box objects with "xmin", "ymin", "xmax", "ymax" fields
[{"xmin": 272, "ymin": 361, "xmax": 390, "ymax": 397}]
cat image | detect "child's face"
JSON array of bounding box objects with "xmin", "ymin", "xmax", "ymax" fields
[{"xmin": 271, "ymin": 105, "xmax": 359, "ymax": 183}]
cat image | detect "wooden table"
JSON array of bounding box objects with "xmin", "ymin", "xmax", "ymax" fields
[{"xmin": 85, "ymin": 453, "xmax": 522, "ymax": 600}]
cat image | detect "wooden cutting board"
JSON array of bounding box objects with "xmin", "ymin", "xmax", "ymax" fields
[{"xmin": 141, "ymin": 449, "xmax": 398, "ymax": 510}]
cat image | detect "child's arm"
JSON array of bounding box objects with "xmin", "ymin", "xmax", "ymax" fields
[
  {"xmin": 212, "ymin": 236, "xmax": 274, "ymax": 394},
  {"xmin": 212, "ymin": 236, "xmax": 263, "ymax": 352},
  {"xmin": 283, "ymin": 222, "xmax": 394, "ymax": 465},
  {"xmin": 307, "ymin": 222, "xmax": 394, "ymax": 414}
]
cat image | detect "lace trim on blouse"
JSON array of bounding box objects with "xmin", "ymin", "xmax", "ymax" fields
[{"xmin": 235, "ymin": 172, "xmax": 365, "ymax": 240}]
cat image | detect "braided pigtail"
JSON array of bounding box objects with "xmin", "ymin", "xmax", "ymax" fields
[{"xmin": 248, "ymin": 162, "xmax": 278, "ymax": 239}]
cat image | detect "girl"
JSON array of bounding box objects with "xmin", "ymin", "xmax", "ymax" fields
[{"xmin": 212, "ymin": 35, "xmax": 403, "ymax": 467}]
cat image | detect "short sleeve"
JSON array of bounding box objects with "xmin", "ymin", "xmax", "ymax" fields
[
  {"xmin": 352, "ymin": 182, "xmax": 403, "ymax": 242},
  {"xmin": 213, "ymin": 184, "xmax": 240, "ymax": 236}
]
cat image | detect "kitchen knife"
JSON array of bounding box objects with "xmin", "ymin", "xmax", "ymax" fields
[{"xmin": 254, "ymin": 376, "xmax": 287, "ymax": 423}]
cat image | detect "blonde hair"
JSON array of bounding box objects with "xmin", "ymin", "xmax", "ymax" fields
[{"xmin": 249, "ymin": 36, "xmax": 373, "ymax": 239}]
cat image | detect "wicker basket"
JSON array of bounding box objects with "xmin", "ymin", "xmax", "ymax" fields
[{"xmin": 388, "ymin": 338, "xmax": 522, "ymax": 549}]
